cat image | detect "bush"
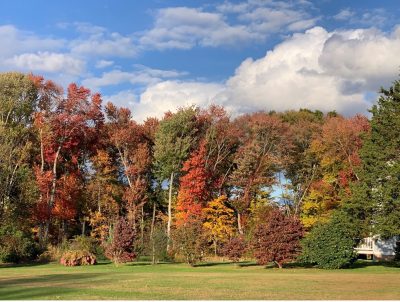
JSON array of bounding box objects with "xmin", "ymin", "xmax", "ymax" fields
[
  {"xmin": 60, "ymin": 250, "xmax": 97, "ymax": 266},
  {"xmin": 299, "ymin": 211, "xmax": 357, "ymax": 269},
  {"xmin": 394, "ymin": 240, "xmax": 400, "ymax": 262},
  {"xmin": 251, "ymin": 209, "xmax": 304, "ymax": 268},
  {"xmin": 172, "ymin": 218, "xmax": 207, "ymax": 266},
  {"xmin": 105, "ymin": 217, "xmax": 136, "ymax": 264},
  {"xmin": 150, "ymin": 225, "xmax": 169, "ymax": 264},
  {"xmin": 222, "ymin": 235, "xmax": 247, "ymax": 262},
  {"xmin": 0, "ymin": 224, "xmax": 39, "ymax": 263}
]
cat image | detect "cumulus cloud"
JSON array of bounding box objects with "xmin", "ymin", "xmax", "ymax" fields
[
  {"xmin": 131, "ymin": 26, "xmax": 400, "ymax": 121},
  {"xmin": 5, "ymin": 52, "xmax": 85, "ymax": 75},
  {"xmin": 133, "ymin": 81, "xmax": 225, "ymax": 121}
]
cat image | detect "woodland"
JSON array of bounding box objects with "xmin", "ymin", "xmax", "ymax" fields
[{"xmin": 0, "ymin": 71, "xmax": 399, "ymax": 269}]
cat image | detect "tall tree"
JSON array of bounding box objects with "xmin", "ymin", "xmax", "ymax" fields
[
  {"xmin": 176, "ymin": 140, "xmax": 209, "ymax": 224},
  {"xmin": 0, "ymin": 72, "xmax": 38, "ymax": 227},
  {"xmin": 344, "ymin": 79, "xmax": 400, "ymax": 238},
  {"xmin": 33, "ymin": 82, "xmax": 103, "ymax": 243},
  {"xmin": 153, "ymin": 107, "xmax": 198, "ymax": 248},
  {"xmin": 229, "ymin": 113, "xmax": 292, "ymax": 234}
]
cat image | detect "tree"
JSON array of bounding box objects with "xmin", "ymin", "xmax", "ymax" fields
[
  {"xmin": 221, "ymin": 235, "xmax": 247, "ymax": 262},
  {"xmin": 0, "ymin": 73, "xmax": 38, "ymax": 225},
  {"xmin": 202, "ymin": 195, "xmax": 235, "ymax": 256},
  {"xmin": 230, "ymin": 113, "xmax": 292, "ymax": 234},
  {"xmin": 105, "ymin": 103, "xmax": 151, "ymax": 232},
  {"xmin": 300, "ymin": 115, "xmax": 369, "ymax": 229},
  {"xmin": 299, "ymin": 211, "xmax": 357, "ymax": 269},
  {"xmin": 251, "ymin": 209, "xmax": 304, "ymax": 268},
  {"xmin": 153, "ymin": 107, "xmax": 199, "ymax": 249},
  {"xmin": 344, "ymin": 79, "xmax": 400, "ymax": 238},
  {"xmin": 176, "ymin": 141, "xmax": 209, "ymax": 224},
  {"xmin": 105, "ymin": 217, "xmax": 136, "ymax": 264},
  {"xmin": 171, "ymin": 217, "xmax": 206, "ymax": 266},
  {"xmin": 33, "ymin": 82, "xmax": 103, "ymax": 243}
]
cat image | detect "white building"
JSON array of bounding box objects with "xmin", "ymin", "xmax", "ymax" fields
[{"xmin": 355, "ymin": 235, "xmax": 399, "ymax": 260}]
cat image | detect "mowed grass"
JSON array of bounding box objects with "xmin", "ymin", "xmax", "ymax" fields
[{"xmin": 0, "ymin": 261, "xmax": 399, "ymax": 300}]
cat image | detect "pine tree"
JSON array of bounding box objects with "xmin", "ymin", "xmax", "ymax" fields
[{"xmin": 344, "ymin": 79, "xmax": 400, "ymax": 238}]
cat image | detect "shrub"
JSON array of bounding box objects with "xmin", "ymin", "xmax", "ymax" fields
[
  {"xmin": 0, "ymin": 224, "xmax": 38, "ymax": 263},
  {"xmin": 105, "ymin": 217, "xmax": 136, "ymax": 264},
  {"xmin": 299, "ymin": 211, "xmax": 357, "ymax": 269},
  {"xmin": 222, "ymin": 235, "xmax": 247, "ymax": 262},
  {"xmin": 60, "ymin": 250, "xmax": 97, "ymax": 266},
  {"xmin": 150, "ymin": 225, "xmax": 169, "ymax": 264},
  {"xmin": 172, "ymin": 218, "xmax": 207, "ymax": 266},
  {"xmin": 251, "ymin": 209, "xmax": 304, "ymax": 268}
]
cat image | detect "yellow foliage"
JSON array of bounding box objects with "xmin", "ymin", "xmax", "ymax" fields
[{"xmin": 202, "ymin": 195, "xmax": 235, "ymax": 243}]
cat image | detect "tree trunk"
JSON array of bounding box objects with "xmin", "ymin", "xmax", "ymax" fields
[
  {"xmin": 150, "ymin": 202, "xmax": 156, "ymax": 239},
  {"xmin": 140, "ymin": 205, "xmax": 145, "ymax": 245},
  {"xmin": 214, "ymin": 238, "xmax": 218, "ymax": 257},
  {"xmin": 82, "ymin": 219, "xmax": 86, "ymax": 236},
  {"xmin": 237, "ymin": 212, "xmax": 243, "ymax": 235},
  {"xmin": 275, "ymin": 261, "xmax": 282, "ymax": 269},
  {"xmin": 167, "ymin": 172, "xmax": 174, "ymax": 251}
]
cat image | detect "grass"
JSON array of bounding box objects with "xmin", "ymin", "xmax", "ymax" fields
[{"xmin": 0, "ymin": 260, "xmax": 399, "ymax": 300}]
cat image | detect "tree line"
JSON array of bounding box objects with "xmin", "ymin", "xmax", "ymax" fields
[{"xmin": 0, "ymin": 71, "xmax": 399, "ymax": 268}]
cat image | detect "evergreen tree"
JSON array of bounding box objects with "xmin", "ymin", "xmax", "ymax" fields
[{"xmin": 344, "ymin": 79, "xmax": 400, "ymax": 238}]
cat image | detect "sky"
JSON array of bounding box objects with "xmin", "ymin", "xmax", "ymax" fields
[{"xmin": 1, "ymin": 0, "xmax": 400, "ymax": 122}]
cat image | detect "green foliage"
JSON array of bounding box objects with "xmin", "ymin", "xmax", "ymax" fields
[
  {"xmin": 172, "ymin": 219, "xmax": 207, "ymax": 266},
  {"xmin": 60, "ymin": 250, "xmax": 97, "ymax": 266},
  {"xmin": 153, "ymin": 106, "xmax": 199, "ymax": 181},
  {"xmin": 344, "ymin": 79, "xmax": 400, "ymax": 238},
  {"xmin": 151, "ymin": 225, "xmax": 169, "ymax": 263},
  {"xmin": 299, "ymin": 211, "xmax": 357, "ymax": 269},
  {"xmin": 0, "ymin": 224, "xmax": 38, "ymax": 263}
]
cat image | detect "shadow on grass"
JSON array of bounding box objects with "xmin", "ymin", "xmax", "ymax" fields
[
  {"xmin": 349, "ymin": 260, "xmax": 400, "ymax": 269},
  {"xmin": 0, "ymin": 273, "xmax": 102, "ymax": 299},
  {"xmin": 0, "ymin": 261, "xmax": 49, "ymax": 269},
  {"xmin": 193, "ymin": 261, "xmax": 235, "ymax": 267}
]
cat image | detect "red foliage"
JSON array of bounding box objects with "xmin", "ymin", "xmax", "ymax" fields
[
  {"xmin": 252, "ymin": 209, "xmax": 304, "ymax": 268},
  {"xmin": 105, "ymin": 217, "xmax": 136, "ymax": 264},
  {"xmin": 222, "ymin": 235, "xmax": 247, "ymax": 262},
  {"xmin": 176, "ymin": 141, "xmax": 210, "ymax": 224}
]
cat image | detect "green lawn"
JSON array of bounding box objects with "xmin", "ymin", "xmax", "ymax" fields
[{"xmin": 0, "ymin": 261, "xmax": 399, "ymax": 300}]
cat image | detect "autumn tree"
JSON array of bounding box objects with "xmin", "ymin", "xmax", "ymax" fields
[
  {"xmin": 301, "ymin": 115, "xmax": 369, "ymax": 228},
  {"xmin": 202, "ymin": 195, "xmax": 235, "ymax": 256},
  {"xmin": 252, "ymin": 209, "xmax": 304, "ymax": 268},
  {"xmin": 105, "ymin": 217, "xmax": 136, "ymax": 265},
  {"xmin": 33, "ymin": 81, "xmax": 103, "ymax": 243},
  {"xmin": 229, "ymin": 113, "xmax": 292, "ymax": 234},
  {"xmin": 176, "ymin": 140, "xmax": 209, "ymax": 224},
  {"xmin": 105, "ymin": 103, "xmax": 151, "ymax": 234}
]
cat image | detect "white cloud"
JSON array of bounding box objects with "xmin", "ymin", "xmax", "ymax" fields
[
  {"xmin": 140, "ymin": 7, "xmax": 256, "ymax": 50},
  {"xmin": 131, "ymin": 26, "xmax": 400, "ymax": 121},
  {"xmin": 333, "ymin": 8, "xmax": 355, "ymax": 21},
  {"xmin": 133, "ymin": 81, "xmax": 225, "ymax": 121},
  {"xmin": 5, "ymin": 51, "xmax": 85, "ymax": 75},
  {"xmin": 82, "ymin": 66, "xmax": 187, "ymax": 92},
  {"xmin": 140, "ymin": 1, "xmax": 317, "ymax": 50},
  {"xmin": 70, "ymin": 32, "xmax": 137, "ymax": 57},
  {"xmin": 95, "ymin": 60, "xmax": 114, "ymax": 69},
  {"xmin": 0, "ymin": 25, "xmax": 64, "ymax": 58}
]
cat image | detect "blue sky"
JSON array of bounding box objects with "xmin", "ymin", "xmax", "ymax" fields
[{"xmin": 1, "ymin": 0, "xmax": 399, "ymax": 121}]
